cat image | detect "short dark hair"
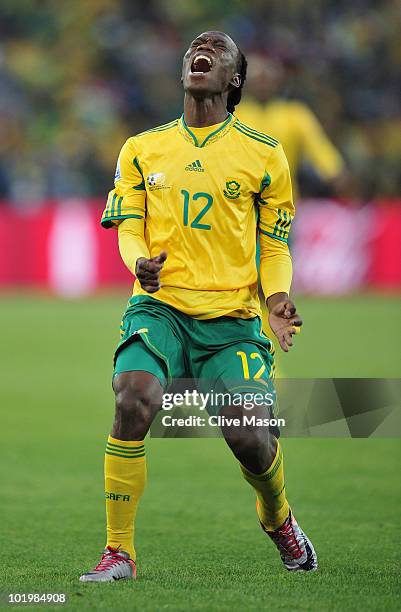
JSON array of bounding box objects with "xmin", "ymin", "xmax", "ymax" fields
[{"xmin": 227, "ymin": 49, "xmax": 247, "ymax": 114}]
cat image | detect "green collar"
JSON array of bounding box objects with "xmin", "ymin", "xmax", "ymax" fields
[{"xmin": 178, "ymin": 113, "xmax": 235, "ymax": 148}]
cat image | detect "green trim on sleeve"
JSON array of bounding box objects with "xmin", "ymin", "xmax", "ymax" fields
[
  {"xmin": 260, "ymin": 172, "xmax": 271, "ymax": 191},
  {"xmin": 133, "ymin": 157, "xmax": 144, "ymax": 177},
  {"xmin": 273, "ymin": 208, "xmax": 292, "ymax": 238},
  {"xmin": 109, "ymin": 193, "xmax": 117, "ymax": 217},
  {"xmin": 258, "ymin": 227, "xmax": 289, "ymax": 244},
  {"xmin": 117, "ymin": 196, "xmax": 123, "ymax": 216},
  {"xmin": 101, "ymin": 214, "xmax": 144, "ymax": 229},
  {"xmin": 257, "ymin": 172, "xmax": 271, "ymax": 204},
  {"xmin": 132, "ymin": 157, "xmax": 146, "ymax": 190}
]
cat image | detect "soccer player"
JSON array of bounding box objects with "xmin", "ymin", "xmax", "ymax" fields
[
  {"xmin": 238, "ymin": 54, "xmax": 348, "ymax": 354},
  {"xmin": 237, "ymin": 54, "xmax": 346, "ymax": 199},
  {"xmin": 80, "ymin": 31, "xmax": 317, "ymax": 582}
]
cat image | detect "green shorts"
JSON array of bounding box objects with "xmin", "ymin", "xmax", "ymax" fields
[{"xmin": 114, "ymin": 295, "xmax": 275, "ymax": 396}]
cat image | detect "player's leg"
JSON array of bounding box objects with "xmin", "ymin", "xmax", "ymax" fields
[
  {"xmin": 105, "ymin": 367, "xmax": 164, "ymax": 557},
  {"xmin": 219, "ymin": 400, "xmax": 288, "ymax": 529},
  {"xmin": 218, "ymin": 397, "xmax": 315, "ymax": 569},
  {"xmin": 80, "ymin": 297, "xmax": 185, "ymax": 582},
  {"xmin": 106, "ymin": 339, "xmax": 167, "ymax": 560},
  {"xmin": 194, "ymin": 319, "xmax": 317, "ymax": 572},
  {"xmin": 80, "ymin": 341, "xmax": 165, "ymax": 582},
  {"xmin": 202, "ymin": 341, "xmax": 291, "ymax": 533}
]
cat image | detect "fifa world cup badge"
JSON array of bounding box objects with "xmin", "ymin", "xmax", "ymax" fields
[{"xmin": 146, "ymin": 172, "xmax": 170, "ymax": 191}]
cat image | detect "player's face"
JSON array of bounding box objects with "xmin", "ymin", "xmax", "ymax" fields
[
  {"xmin": 246, "ymin": 56, "xmax": 285, "ymax": 103},
  {"xmin": 182, "ymin": 31, "xmax": 240, "ymax": 99}
]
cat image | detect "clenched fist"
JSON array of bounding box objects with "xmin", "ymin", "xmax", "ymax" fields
[{"xmin": 135, "ymin": 251, "xmax": 167, "ymax": 293}]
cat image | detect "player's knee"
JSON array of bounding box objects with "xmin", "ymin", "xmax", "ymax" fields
[
  {"xmin": 114, "ymin": 375, "xmax": 160, "ymax": 429},
  {"xmin": 225, "ymin": 427, "xmax": 268, "ymax": 457}
]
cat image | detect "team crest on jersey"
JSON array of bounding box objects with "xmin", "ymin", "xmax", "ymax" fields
[
  {"xmin": 146, "ymin": 172, "xmax": 170, "ymax": 191},
  {"xmin": 223, "ymin": 178, "xmax": 241, "ymax": 200}
]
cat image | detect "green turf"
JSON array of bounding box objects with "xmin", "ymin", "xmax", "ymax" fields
[{"xmin": 1, "ymin": 293, "xmax": 400, "ymax": 610}]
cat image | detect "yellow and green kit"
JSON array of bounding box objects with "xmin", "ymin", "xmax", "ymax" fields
[
  {"xmin": 101, "ymin": 114, "xmax": 294, "ymax": 394},
  {"xmin": 115, "ymin": 294, "xmax": 275, "ymax": 388},
  {"xmin": 100, "ymin": 114, "xmax": 296, "ymax": 559},
  {"xmin": 101, "ymin": 113, "xmax": 294, "ymax": 320}
]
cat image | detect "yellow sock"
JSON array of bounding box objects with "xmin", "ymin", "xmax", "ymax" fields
[
  {"xmin": 240, "ymin": 441, "xmax": 289, "ymax": 531},
  {"xmin": 105, "ymin": 435, "xmax": 146, "ymax": 560}
]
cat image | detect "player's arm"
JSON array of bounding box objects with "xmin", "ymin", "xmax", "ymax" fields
[
  {"xmin": 258, "ymin": 144, "xmax": 302, "ymax": 352},
  {"xmin": 100, "ymin": 138, "xmax": 166, "ymax": 292}
]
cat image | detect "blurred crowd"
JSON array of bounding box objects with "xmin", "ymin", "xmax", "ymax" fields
[{"xmin": 0, "ymin": 0, "xmax": 399, "ymax": 204}]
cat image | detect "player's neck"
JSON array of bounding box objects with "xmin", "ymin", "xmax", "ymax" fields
[{"xmin": 183, "ymin": 94, "xmax": 229, "ymax": 127}]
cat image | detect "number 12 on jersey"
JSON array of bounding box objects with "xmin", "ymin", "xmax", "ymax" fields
[{"xmin": 181, "ymin": 189, "xmax": 213, "ymax": 231}]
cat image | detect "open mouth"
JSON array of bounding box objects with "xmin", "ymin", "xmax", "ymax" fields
[{"xmin": 190, "ymin": 54, "xmax": 213, "ymax": 74}]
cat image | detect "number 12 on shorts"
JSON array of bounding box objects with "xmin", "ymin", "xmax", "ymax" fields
[{"xmin": 236, "ymin": 351, "xmax": 266, "ymax": 380}]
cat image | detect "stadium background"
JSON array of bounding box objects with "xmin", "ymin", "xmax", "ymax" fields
[{"xmin": 1, "ymin": 1, "xmax": 400, "ymax": 610}]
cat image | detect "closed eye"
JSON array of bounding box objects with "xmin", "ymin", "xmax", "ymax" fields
[{"xmin": 190, "ymin": 38, "xmax": 227, "ymax": 50}]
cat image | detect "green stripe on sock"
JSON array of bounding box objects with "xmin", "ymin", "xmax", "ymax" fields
[
  {"xmin": 107, "ymin": 442, "xmax": 144, "ymax": 451},
  {"xmin": 106, "ymin": 446, "xmax": 145, "ymax": 455},
  {"xmin": 106, "ymin": 450, "xmax": 145, "ymax": 458},
  {"xmin": 243, "ymin": 450, "xmax": 282, "ymax": 482},
  {"xmin": 105, "ymin": 450, "xmax": 146, "ymax": 459},
  {"xmin": 106, "ymin": 447, "xmax": 144, "ymax": 456},
  {"xmin": 106, "ymin": 446, "xmax": 145, "ymax": 456},
  {"xmin": 265, "ymin": 451, "xmax": 283, "ymax": 480}
]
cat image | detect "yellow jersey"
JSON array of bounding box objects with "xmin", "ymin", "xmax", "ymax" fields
[
  {"xmin": 237, "ymin": 98, "xmax": 344, "ymax": 197},
  {"xmin": 101, "ymin": 113, "xmax": 294, "ymax": 320}
]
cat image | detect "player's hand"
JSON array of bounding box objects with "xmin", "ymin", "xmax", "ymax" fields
[
  {"xmin": 135, "ymin": 251, "xmax": 167, "ymax": 293},
  {"xmin": 267, "ymin": 293, "xmax": 303, "ymax": 352}
]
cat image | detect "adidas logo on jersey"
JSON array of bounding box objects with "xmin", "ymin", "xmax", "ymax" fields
[{"xmin": 185, "ymin": 160, "xmax": 204, "ymax": 172}]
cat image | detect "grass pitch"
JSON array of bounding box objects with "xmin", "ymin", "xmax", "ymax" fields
[{"xmin": 1, "ymin": 293, "xmax": 400, "ymax": 611}]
